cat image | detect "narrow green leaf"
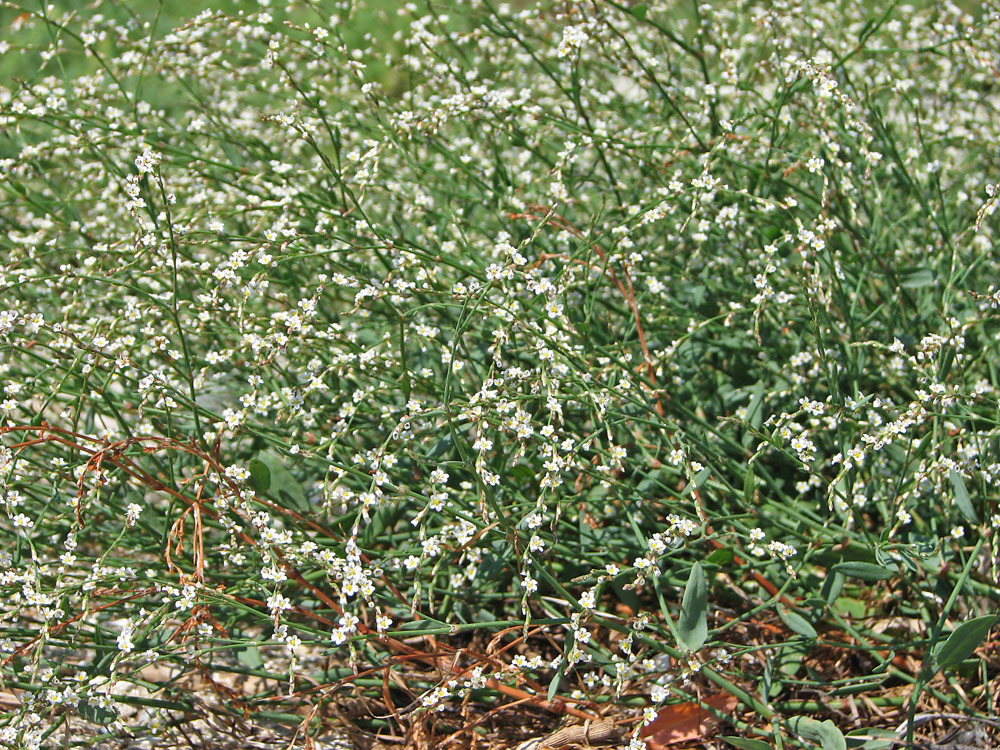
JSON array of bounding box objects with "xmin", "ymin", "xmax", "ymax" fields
[
  {"xmin": 636, "ymin": 469, "xmax": 663, "ymax": 494},
  {"xmin": 845, "ymin": 728, "xmax": 898, "ymax": 750},
  {"xmin": 248, "ymin": 459, "xmax": 271, "ymax": 493},
  {"xmin": 932, "ymin": 614, "xmax": 997, "ymax": 670},
  {"xmin": 830, "ymin": 561, "xmax": 894, "ymax": 581},
  {"xmin": 721, "ymin": 738, "xmax": 772, "ymax": 750},
  {"xmin": 547, "ymin": 658, "xmax": 565, "ymax": 701},
  {"xmin": 901, "ymin": 268, "xmax": 934, "ymax": 288},
  {"xmin": 746, "ymin": 382, "xmax": 766, "ymax": 430},
  {"xmin": 743, "ymin": 466, "xmax": 755, "ymax": 505},
  {"xmin": 778, "ymin": 605, "xmax": 818, "ymax": 639},
  {"xmin": 822, "ymin": 571, "xmax": 845, "ymax": 605},
  {"xmin": 678, "ymin": 562, "xmax": 708, "ymax": 651},
  {"xmin": 429, "ymin": 434, "xmax": 454, "ymax": 459},
  {"xmin": 630, "ymin": 3, "xmax": 648, "ymax": 20},
  {"xmin": 856, "ymin": 18, "xmax": 876, "ymax": 42},
  {"xmin": 789, "ymin": 716, "xmax": 847, "ymax": 750},
  {"xmin": 948, "ymin": 468, "xmax": 978, "ymax": 523},
  {"xmin": 742, "ymin": 382, "xmax": 766, "ymax": 448},
  {"xmin": 939, "ymin": 347, "xmax": 956, "ymax": 379}
]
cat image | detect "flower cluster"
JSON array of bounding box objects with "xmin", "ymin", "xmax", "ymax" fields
[{"xmin": 0, "ymin": 0, "xmax": 998, "ymax": 745}]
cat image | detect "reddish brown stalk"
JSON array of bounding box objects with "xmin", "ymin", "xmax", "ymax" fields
[
  {"xmin": 512, "ymin": 204, "xmax": 664, "ymax": 417},
  {"xmin": 689, "ymin": 484, "xmax": 792, "ymax": 604},
  {"xmin": 1, "ymin": 588, "xmax": 156, "ymax": 667},
  {"xmin": 3, "ymin": 422, "xmax": 604, "ymax": 723}
]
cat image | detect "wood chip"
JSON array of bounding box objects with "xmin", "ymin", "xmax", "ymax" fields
[{"xmin": 516, "ymin": 719, "xmax": 621, "ymax": 749}]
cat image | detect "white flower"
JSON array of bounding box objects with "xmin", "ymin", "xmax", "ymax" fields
[
  {"xmin": 557, "ymin": 25, "xmax": 589, "ymax": 57},
  {"xmin": 134, "ymin": 147, "xmax": 161, "ymax": 175},
  {"xmin": 117, "ymin": 620, "xmax": 135, "ymax": 654},
  {"xmin": 261, "ymin": 564, "xmax": 287, "ymax": 582},
  {"xmin": 125, "ymin": 503, "xmax": 142, "ymax": 527},
  {"xmin": 266, "ymin": 591, "xmax": 292, "ymax": 614}
]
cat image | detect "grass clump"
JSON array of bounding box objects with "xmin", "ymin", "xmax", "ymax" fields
[{"xmin": 1, "ymin": 0, "xmax": 999, "ymax": 748}]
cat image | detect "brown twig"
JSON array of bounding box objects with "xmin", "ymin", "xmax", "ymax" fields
[
  {"xmin": 3, "ymin": 422, "xmax": 604, "ymax": 724},
  {"xmin": 513, "ymin": 204, "xmax": 665, "ymax": 417}
]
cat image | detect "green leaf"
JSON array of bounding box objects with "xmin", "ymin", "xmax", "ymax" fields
[
  {"xmin": 429, "ymin": 434, "xmax": 454, "ymax": 460},
  {"xmin": 636, "ymin": 469, "xmax": 663, "ymax": 494},
  {"xmin": 547, "ymin": 658, "xmax": 565, "ymax": 701},
  {"xmin": 834, "ymin": 596, "xmax": 869, "ymax": 619},
  {"xmin": 693, "ymin": 467, "xmax": 711, "ymax": 487},
  {"xmin": 939, "ymin": 347, "xmax": 956, "ymax": 379},
  {"xmin": 778, "ymin": 604, "xmax": 818, "ymax": 639},
  {"xmin": 746, "ymin": 382, "xmax": 766, "ymax": 430},
  {"xmin": 932, "ymin": 614, "xmax": 997, "ymax": 670},
  {"xmin": 507, "ymin": 464, "xmax": 535, "ymax": 487},
  {"xmin": 721, "ymin": 738, "xmax": 772, "ymax": 750},
  {"xmin": 219, "ymin": 139, "xmax": 245, "ymax": 168},
  {"xmin": 254, "ymin": 451, "xmax": 309, "ymax": 513},
  {"xmin": 822, "ymin": 571, "xmax": 845, "ymax": 605},
  {"xmin": 789, "ymin": 716, "xmax": 847, "ymax": 750},
  {"xmin": 477, "ymin": 553, "xmax": 505, "ymax": 582},
  {"xmin": 776, "ymin": 642, "xmax": 808, "ymax": 678},
  {"xmin": 845, "ymin": 728, "xmax": 898, "ymax": 750},
  {"xmin": 236, "ymin": 644, "xmax": 264, "ymax": 669},
  {"xmin": 248, "ymin": 459, "xmax": 271, "ymax": 493},
  {"xmin": 678, "ymin": 562, "xmax": 708, "ymax": 651},
  {"xmin": 830, "ymin": 561, "xmax": 894, "ymax": 581},
  {"xmin": 856, "ymin": 18, "xmax": 876, "ymax": 42},
  {"xmin": 948, "ymin": 468, "xmax": 978, "ymax": 523},
  {"xmin": 743, "ymin": 466, "xmax": 755, "ymax": 504},
  {"xmin": 611, "ymin": 577, "xmax": 641, "ymax": 614},
  {"xmin": 742, "ymin": 382, "xmax": 766, "ymax": 448},
  {"xmin": 630, "ymin": 3, "xmax": 648, "ymax": 20},
  {"xmin": 706, "ymin": 547, "xmax": 734, "ymax": 566},
  {"xmin": 78, "ymin": 700, "xmax": 117, "ymax": 725},
  {"xmin": 901, "ymin": 268, "xmax": 935, "ymax": 288}
]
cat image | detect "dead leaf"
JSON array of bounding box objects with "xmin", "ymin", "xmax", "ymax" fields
[
  {"xmin": 0, "ymin": 690, "xmax": 21, "ymax": 710},
  {"xmin": 639, "ymin": 693, "xmax": 739, "ymax": 748}
]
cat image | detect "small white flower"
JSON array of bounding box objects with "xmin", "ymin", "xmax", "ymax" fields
[
  {"xmin": 557, "ymin": 25, "xmax": 589, "ymax": 57},
  {"xmin": 117, "ymin": 620, "xmax": 135, "ymax": 654},
  {"xmin": 134, "ymin": 147, "xmax": 161, "ymax": 175},
  {"xmin": 125, "ymin": 503, "xmax": 142, "ymax": 527}
]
